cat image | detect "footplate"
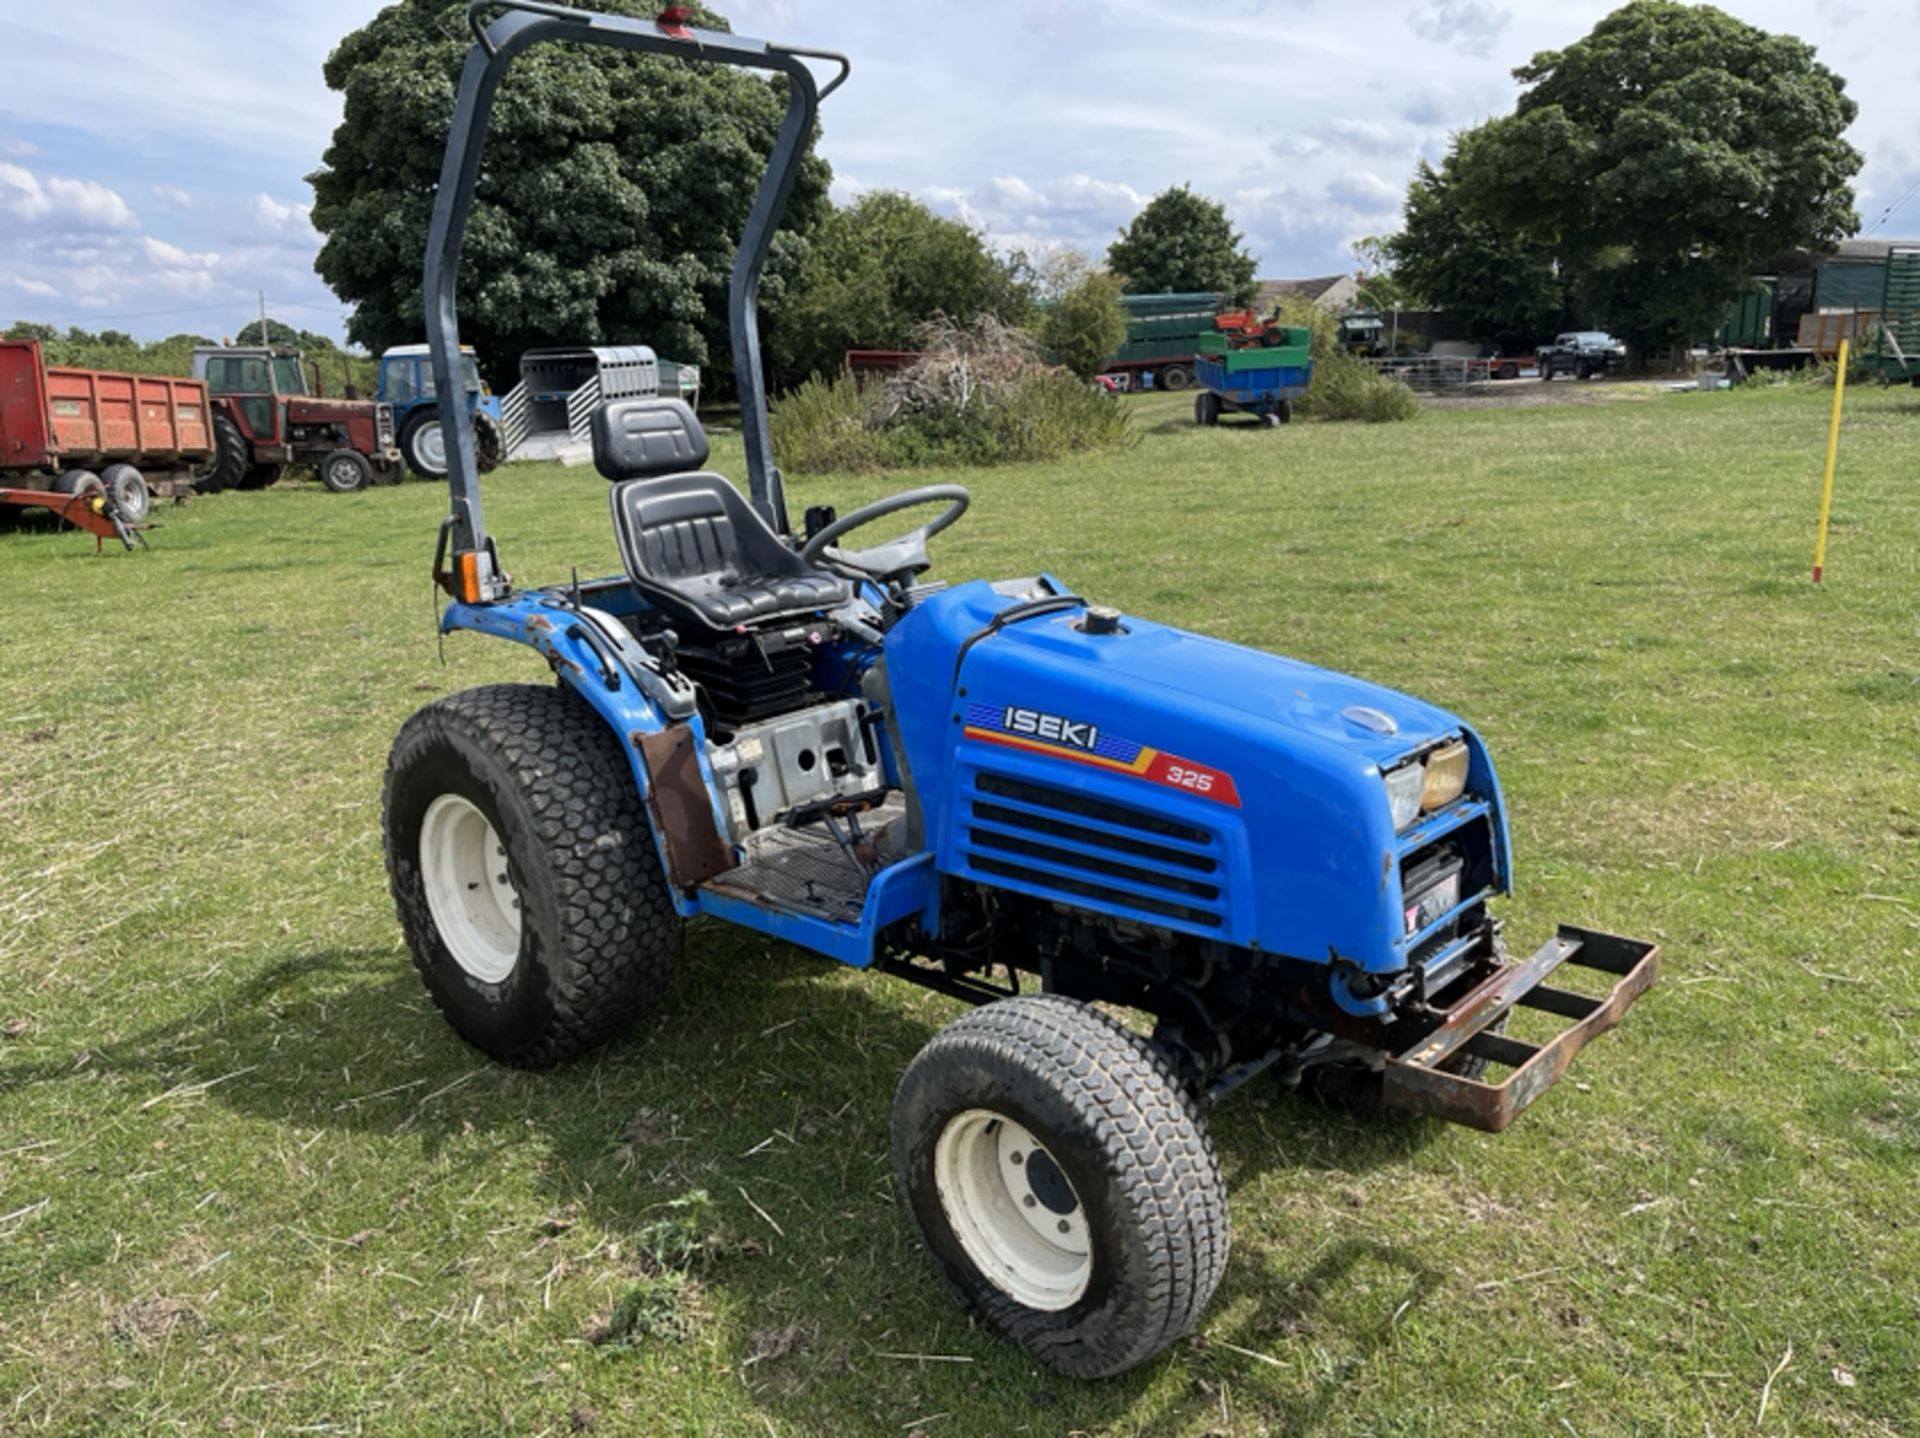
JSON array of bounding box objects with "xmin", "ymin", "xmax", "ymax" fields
[{"xmin": 1381, "ymin": 926, "xmax": 1658, "ymax": 1133}]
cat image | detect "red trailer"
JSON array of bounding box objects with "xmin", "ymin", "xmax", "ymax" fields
[{"xmin": 0, "ymin": 339, "xmax": 212, "ymax": 545}]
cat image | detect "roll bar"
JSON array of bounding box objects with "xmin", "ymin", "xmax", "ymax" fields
[{"xmin": 424, "ymin": 1, "xmax": 847, "ymax": 601}]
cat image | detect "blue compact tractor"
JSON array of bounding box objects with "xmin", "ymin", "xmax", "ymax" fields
[
  {"xmin": 377, "ymin": 343, "xmax": 506, "ymax": 479},
  {"xmin": 386, "ymin": 2, "xmax": 1658, "ymax": 1378}
]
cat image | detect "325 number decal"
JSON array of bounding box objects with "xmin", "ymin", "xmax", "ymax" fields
[{"xmin": 1163, "ymin": 765, "xmax": 1215, "ymax": 793}]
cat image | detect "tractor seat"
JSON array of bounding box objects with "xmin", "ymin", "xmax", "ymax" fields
[{"xmin": 597, "ymin": 398, "xmax": 849, "ymax": 632}]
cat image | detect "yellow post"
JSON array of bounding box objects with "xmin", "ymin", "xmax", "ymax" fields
[{"xmin": 1812, "ymin": 337, "xmax": 1851, "ymax": 583}]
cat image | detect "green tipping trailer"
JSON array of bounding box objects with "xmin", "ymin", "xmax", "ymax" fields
[
  {"xmin": 1871, "ymin": 246, "xmax": 1920, "ymax": 381},
  {"xmin": 1104, "ymin": 291, "xmax": 1224, "ymax": 391}
]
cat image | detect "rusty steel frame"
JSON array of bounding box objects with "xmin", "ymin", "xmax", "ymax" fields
[{"xmin": 1381, "ymin": 926, "xmax": 1659, "ymax": 1132}]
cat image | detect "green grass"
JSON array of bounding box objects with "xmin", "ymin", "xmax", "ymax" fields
[{"xmin": 3, "ymin": 385, "xmax": 1918, "ymax": 1435}]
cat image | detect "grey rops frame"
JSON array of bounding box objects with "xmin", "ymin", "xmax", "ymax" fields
[{"xmin": 424, "ymin": 0, "xmax": 848, "ymax": 598}]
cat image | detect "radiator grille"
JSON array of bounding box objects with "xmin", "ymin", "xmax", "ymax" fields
[{"xmin": 962, "ymin": 771, "xmax": 1226, "ymax": 930}]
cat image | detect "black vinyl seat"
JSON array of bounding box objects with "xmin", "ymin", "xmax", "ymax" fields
[{"xmin": 597, "ymin": 398, "xmax": 849, "ymax": 632}]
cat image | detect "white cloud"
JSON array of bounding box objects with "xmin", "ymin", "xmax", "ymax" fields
[
  {"xmin": 0, "ymin": 163, "xmax": 138, "ymax": 231},
  {"xmin": 1408, "ymin": 0, "xmax": 1512, "ymax": 58},
  {"xmin": 151, "ymin": 183, "xmax": 193, "ymax": 209},
  {"xmin": 1328, "ymin": 171, "xmax": 1403, "ymax": 211},
  {"xmin": 0, "ymin": 136, "xmax": 40, "ymax": 158},
  {"xmin": 10, "ymin": 277, "xmax": 59, "ymax": 298},
  {"xmin": 250, "ymin": 192, "xmax": 315, "ymax": 233}
]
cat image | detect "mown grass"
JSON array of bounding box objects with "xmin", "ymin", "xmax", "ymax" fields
[{"xmin": 3, "ymin": 384, "xmax": 1918, "ymax": 1436}]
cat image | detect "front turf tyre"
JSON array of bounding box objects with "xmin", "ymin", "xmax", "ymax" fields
[
  {"xmin": 382, "ymin": 683, "xmax": 679, "ymax": 1068},
  {"xmin": 318, "ymin": 449, "xmax": 373, "ymax": 493},
  {"xmin": 892, "ymin": 995, "xmax": 1228, "ymax": 1378}
]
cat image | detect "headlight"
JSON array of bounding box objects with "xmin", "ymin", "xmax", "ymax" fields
[
  {"xmin": 1421, "ymin": 740, "xmax": 1469, "ymax": 811},
  {"xmin": 1384, "ymin": 763, "xmax": 1424, "ymax": 830},
  {"xmin": 1383, "ymin": 739, "xmax": 1471, "ymax": 831}
]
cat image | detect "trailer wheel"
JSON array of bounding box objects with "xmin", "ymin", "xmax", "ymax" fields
[
  {"xmin": 401, "ymin": 412, "xmax": 449, "ymax": 479},
  {"xmin": 1193, "ymin": 392, "xmax": 1219, "ymax": 427},
  {"xmin": 99, "ymin": 464, "xmax": 151, "ymax": 522},
  {"xmin": 892, "ymin": 995, "xmax": 1228, "ymax": 1378},
  {"xmin": 197, "ymin": 412, "xmax": 249, "ymax": 494},
  {"xmin": 318, "ymin": 449, "xmax": 373, "ymax": 494},
  {"xmin": 474, "ymin": 412, "xmax": 506, "ymax": 473},
  {"xmin": 1161, "ymin": 364, "xmax": 1193, "ymax": 392},
  {"xmin": 383, "ymin": 683, "xmax": 680, "ymax": 1068},
  {"xmin": 53, "ymin": 469, "xmax": 102, "ymax": 497}
]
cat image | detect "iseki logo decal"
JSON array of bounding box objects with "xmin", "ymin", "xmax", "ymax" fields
[
  {"xmin": 962, "ymin": 701, "xmax": 1241, "ymax": 807},
  {"xmin": 1000, "ymin": 706, "xmax": 1098, "ymax": 751}
]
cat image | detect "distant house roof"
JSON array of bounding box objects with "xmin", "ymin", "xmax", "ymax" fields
[
  {"xmin": 1832, "ymin": 237, "xmax": 1920, "ymax": 261},
  {"xmin": 1255, "ymin": 275, "xmax": 1352, "ymax": 309}
]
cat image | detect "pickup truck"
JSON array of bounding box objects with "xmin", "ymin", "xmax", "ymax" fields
[{"xmin": 1536, "ymin": 331, "xmax": 1626, "ymax": 380}]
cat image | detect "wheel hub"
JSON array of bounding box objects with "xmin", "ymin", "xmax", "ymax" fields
[
  {"xmin": 416, "ymin": 420, "xmax": 447, "ymax": 473},
  {"xmin": 418, "ymin": 793, "xmax": 521, "ymax": 984},
  {"xmin": 932, "ymin": 1109, "xmax": 1091, "ymax": 1311}
]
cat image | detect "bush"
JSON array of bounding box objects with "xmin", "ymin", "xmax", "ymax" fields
[
  {"xmin": 1270, "ymin": 300, "xmax": 1422, "ymax": 423},
  {"xmin": 1040, "ymin": 271, "xmax": 1128, "ymax": 380},
  {"xmin": 773, "ymin": 315, "xmax": 1132, "ymax": 473}
]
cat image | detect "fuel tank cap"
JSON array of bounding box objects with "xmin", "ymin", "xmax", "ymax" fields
[{"xmin": 1077, "ymin": 605, "xmax": 1125, "ymax": 636}]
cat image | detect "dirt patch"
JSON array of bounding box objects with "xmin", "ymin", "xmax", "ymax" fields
[
  {"xmin": 1424, "ymin": 377, "xmax": 1669, "ymax": 410},
  {"xmin": 111, "ymin": 1297, "xmax": 203, "ymax": 1350}
]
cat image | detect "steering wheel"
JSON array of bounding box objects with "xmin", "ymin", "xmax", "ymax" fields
[{"xmin": 799, "ymin": 484, "xmax": 971, "ymax": 585}]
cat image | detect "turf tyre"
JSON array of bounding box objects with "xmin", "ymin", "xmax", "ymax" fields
[
  {"xmin": 382, "ymin": 683, "xmax": 679, "ymax": 1069},
  {"xmin": 892, "ymin": 994, "xmax": 1228, "ymax": 1378}
]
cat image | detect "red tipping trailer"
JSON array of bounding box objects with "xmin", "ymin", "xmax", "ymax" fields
[{"xmin": 0, "ymin": 338, "xmax": 213, "ymax": 546}]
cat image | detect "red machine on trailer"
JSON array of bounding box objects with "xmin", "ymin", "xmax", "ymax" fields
[{"xmin": 0, "ymin": 339, "xmax": 213, "ymax": 547}]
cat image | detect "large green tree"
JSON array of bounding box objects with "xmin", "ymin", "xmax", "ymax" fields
[
  {"xmin": 1387, "ymin": 157, "xmax": 1570, "ymax": 353},
  {"xmin": 1451, "ymin": 0, "xmax": 1860, "ymax": 355},
  {"xmin": 308, "ymin": 0, "xmax": 830, "ymax": 390},
  {"xmin": 1107, "ymin": 185, "xmax": 1257, "ymax": 303},
  {"xmin": 768, "ymin": 190, "xmax": 1030, "ymax": 381}
]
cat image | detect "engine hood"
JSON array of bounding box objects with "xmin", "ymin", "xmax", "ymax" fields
[{"xmin": 882, "ymin": 580, "xmax": 1509, "ymax": 973}]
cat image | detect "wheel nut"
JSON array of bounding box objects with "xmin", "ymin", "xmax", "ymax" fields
[
  {"xmin": 1022, "ymin": 1195, "xmax": 1036, "ymax": 1208},
  {"xmin": 1009, "ymin": 1152, "xmax": 1023, "ymax": 1164},
  {"xmin": 1057, "ymin": 1220, "xmax": 1071, "ymax": 1234}
]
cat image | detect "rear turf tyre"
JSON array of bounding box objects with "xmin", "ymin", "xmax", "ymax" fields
[
  {"xmin": 401, "ymin": 412, "xmax": 448, "ymax": 479},
  {"xmin": 197, "ymin": 412, "xmax": 248, "ymax": 494},
  {"xmin": 318, "ymin": 449, "xmax": 373, "ymax": 494},
  {"xmin": 383, "ymin": 683, "xmax": 679, "ymax": 1068},
  {"xmin": 892, "ymin": 995, "xmax": 1228, "ymax": 1378},
  {"xmin": 98, "ymin": 464, "xmax": 151, "ymax": 522}
]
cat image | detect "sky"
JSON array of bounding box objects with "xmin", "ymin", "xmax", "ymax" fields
[{"xmin": 2, "ymin": 0, "xmax": 1916, "ymax": 345}]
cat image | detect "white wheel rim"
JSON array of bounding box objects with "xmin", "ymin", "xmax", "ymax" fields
[
  {"xmin": 330, "ymin": 457, "xmax": 361, "ymax": 488},
  {"xmin": 933, "ymin": 1109, "xmax": 1092, "ymax": 1311},
  {"xmin": 419, "ymin": 793, "xmax": 521, "ymax": 984},
  {"xmin": 416, "ymin": 420, "xmax": 447, "ymax": 473}
]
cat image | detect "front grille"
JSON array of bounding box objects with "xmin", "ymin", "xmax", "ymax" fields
[{"xmin": 962, "ymin": 771, "xmax": 1226, "ymax": 930}]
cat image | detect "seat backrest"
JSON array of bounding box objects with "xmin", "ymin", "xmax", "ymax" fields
[
  {"xmin": 625, "ymin": 482, "xmax": 738, "ymax": 582},
  {"xmin": 592, "ymin": 396, "xmax": 709, "ymax": 482}
]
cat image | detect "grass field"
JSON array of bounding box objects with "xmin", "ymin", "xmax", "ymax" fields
[{"xmin": 3, "ymin": 383, "xmax": 1918, "ymax": 1436}]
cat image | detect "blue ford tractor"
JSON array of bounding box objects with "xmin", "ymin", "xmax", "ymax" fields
[
  {"xmin": 387, "ymin": 2, "xmax": 1658, "ymax": 1379},
  {"xmin": 377, "ymin": 343, "xmax": 506, "ymax": 479}
]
